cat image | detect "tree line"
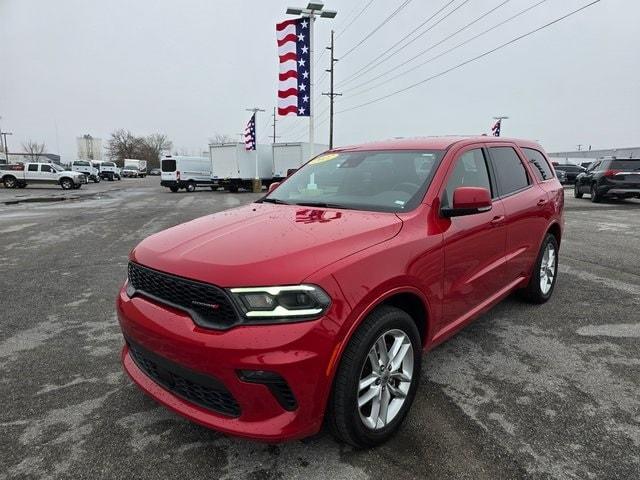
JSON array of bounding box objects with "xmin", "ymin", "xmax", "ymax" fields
[{"xmin": 106, "ymin": 129, "xmax": 172, "ymax": 169}]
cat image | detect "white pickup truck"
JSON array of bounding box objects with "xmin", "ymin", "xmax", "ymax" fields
[{"xmin": 0, "ymin": 162, "xmax": 86, "ymax": 190}]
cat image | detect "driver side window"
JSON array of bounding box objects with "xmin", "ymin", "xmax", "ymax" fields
[{"xmin": 442, "ymin": 149, "xmax": 492, "ymax": 208}]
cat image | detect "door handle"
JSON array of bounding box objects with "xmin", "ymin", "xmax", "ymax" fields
[
  {"xmin": 537, "ymin": 199, "xmax": 547, "ymax": 207},
  {"xmin": 490, "ymin": 215, "xmax": 505, "ymax": 226}
]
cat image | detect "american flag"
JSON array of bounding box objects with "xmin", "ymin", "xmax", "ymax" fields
[
  {"xmin": 244, "ymin": 113, "xmax": 256, "ymax": 151},
  {"xmin": 276, "ymin": 17, "xmax": 310, "ymax": 117},
  {"xmin": 491, "ymin": 119, "xmax": 501, "ymax": 137}
]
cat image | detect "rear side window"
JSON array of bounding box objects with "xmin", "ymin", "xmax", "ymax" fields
[
  {"xmin": 489, "ymin": 147, "xmax": 530, "ymax": 196},
  {"xmin": 522, "ymin": 148, "xmax": 554, "ymax": 181},
  {"xmin": 442, "ymin": 149, "xmax": 492, "ymax": 208},
  {"xmin": 610, "ymin": 160, "xmax": 640, "ymax": 171},
  {"xmin": 162, "ymin": 160, "xmax": 176, "ymax": 172},
  {"xmin": 28, "ymin": 164, "xmax": 38, "ymax": 171}
]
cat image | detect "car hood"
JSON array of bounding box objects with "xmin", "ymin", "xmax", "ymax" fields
[{"xmin": 131, "ymin": 203, "xmax": 403, "ymax": 287}]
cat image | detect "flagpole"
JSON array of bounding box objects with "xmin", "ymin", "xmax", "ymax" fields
[
  {"xmin": 308, "ymin": 13, "xmax": 314, "ymax": 151},
  {"xmin": 246, "ymin": 107, "xmax": 265, "ymax": 185}
]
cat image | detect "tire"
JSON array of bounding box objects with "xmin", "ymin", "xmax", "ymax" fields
[
  {"xmin": 573, "ymin": 182, "xmax": 583, "ymax": 198},
  {"xmin": 17, "ymin": 182, "xmax": 27, "ymax": 189},
  {"xmin": 519, "ymin": 233, "xmax": 559, "ymax": 304},
  {"xmin": 73, "ymin": 184, "xmax": 82, "ymax": 189},
  {"xmin": 210, "ymin": 186, "xmax": 217, "ymax": 191},
  {"xmin": 60, "ymin": 178, "xmax": 74, "ymax": 190},
  {"xmin": 3, "ymin": 176, "xmax": 17, "ymax": 188},
  {"xmin": 186, "ymin": 182, "xmax": 196, "ymax": 193},
  {"xmin": 228, "ymin": 185, "xmax": 239, "ymax": 193},
  {"xmin": 169, "ymin": 186, "xmax": 179, "ymax": 193},
  {"xmin": 93, "ymin": 176, "xmax": 100, "ymax": 183},
  {"xmin": 590, "ymin": 184, "xmax": 601, "ymax": 203},
  {"xmin": 327, "ymin": 305, "xmax": 422, "ymax": 448}
]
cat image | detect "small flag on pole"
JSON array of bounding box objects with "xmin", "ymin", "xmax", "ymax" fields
[
  {"xmin": 491, "ymin": 119, "xmax": 501, "ymax": 137},
  {"xmin": 244, "ymin": 114, "xmax": 256, "ymax": 151},
  {"xmin": 276, "ymin": 17, "xmax": 310, "ymax": 117}
]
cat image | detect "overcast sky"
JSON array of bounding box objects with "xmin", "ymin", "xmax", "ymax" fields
[{"xmin": 1, "ymin": 0, "xmax": 638, "ymax": 160}]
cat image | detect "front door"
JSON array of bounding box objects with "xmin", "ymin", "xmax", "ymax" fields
[{"xmin": 439, "ymin": 146, "xmax": 507, "ymax": 329}]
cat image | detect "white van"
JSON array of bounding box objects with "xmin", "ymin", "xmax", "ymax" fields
[{"xmin": 160, "ymin": 156, "xmax": 213, "ymax": 192}]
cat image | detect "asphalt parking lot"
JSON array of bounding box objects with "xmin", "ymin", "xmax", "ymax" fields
[{"xmin": 1, "ymin": 177, "xmax": 639, "ymax": 480}]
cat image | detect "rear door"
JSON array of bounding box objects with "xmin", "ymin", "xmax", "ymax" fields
[
  {"xmin": 25, "ymin": 163, "xmax": 40, "ymax": 181},
  {"xmin": 487, "ymin": 145, "xmax": 551, "ymax": 283},
  {"xmin": 161, "ymin": 158, "xmax": 177, "ymax": 182},
  {"xmin": 440, "ymin": 145, "xmax": 508, "ymax": 327}
]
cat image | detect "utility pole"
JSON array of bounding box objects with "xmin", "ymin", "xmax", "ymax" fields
[
  {"xmin": 322, "ymin": 30, "xmax": 341, "ymax": 149},
  {"xmin": 271, "ymin": 107, "xmax": 281, "ymax": 144},
  {"xmin": 577, "ymin": 144, "xmax": 583, "ymax": 151},
  {"xmin": 285, "ymin": 2, "xmax": 337, "ymax": 150}
]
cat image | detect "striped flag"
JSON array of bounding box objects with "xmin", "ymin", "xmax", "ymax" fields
[
  {"xmin": 491, "ymin": 119, "xmax": 501, "ymax": 137},
  {"xmin": 244, "ymin": 114, "xmax": 256, "ymax": 151},
  {"xmin": 276, "ymin": 17, "xmax": 310, "ymax": 117}
]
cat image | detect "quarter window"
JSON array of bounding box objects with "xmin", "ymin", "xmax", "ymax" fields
[
  {"xmin": 489, "ymin": 147, "xmax": 530, "ymax": 196},
  {"xmin": 442, "ymin": 149, "xmax": 492, "ymax": 208},
  {"xmin": 522, "ymin": 148, "xmax": 554, "ymax": 181}
]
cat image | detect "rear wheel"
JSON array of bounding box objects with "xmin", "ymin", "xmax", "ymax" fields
[
  {"xmin": 186, "ymin": 181, "xmax": 196, "ymax": 192},
  {"xmin": 3, "ymin": 176, "xmax": 17, "ymax": 188},
  {"xmin": 228, "ymin": 185, "xmax": 239, "ymax": 193},
  {"xmin": 590, "ymin": 184, "xmax": 601, "ymax": 203},
  {"xmin": 574, "ymin": 182, "xmax": 583, "ymax": 198},
  {"xmin": 17, "ymin": 182, "xmax": 27, "ymax": 189},
  {"xmin": 169, "ymin": 186, "xmax": 179, "ymax": 193},
  {"xmin": 520, "ymin": 233, "xmax": 559, "ymax": 304},
  {"xmin": 327, "ymin": 306, "xmax": 421, "ymax": 448}
]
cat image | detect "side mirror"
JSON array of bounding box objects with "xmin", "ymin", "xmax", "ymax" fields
[
  {"xmin": 268, "ymin": 181, "xmax": 281, "ymax": 193},
  {"xmin": 441, "ymin": 186, "xmax": 492, "ymax": 218}
]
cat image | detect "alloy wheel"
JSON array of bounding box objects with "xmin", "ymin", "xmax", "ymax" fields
[
  {"xmin": 357, "ymin": 329, "xmax": 414, "ymax": 430},
  {"xmin": 539, "ymin": 242, "xmax": 556, "ymax": 295}
]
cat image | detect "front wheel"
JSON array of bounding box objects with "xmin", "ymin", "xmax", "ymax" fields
[
  {"xmin": 574, "ymin": 182, "xmax": 583, "ymax": 198},
  {"xmin": 60, "ymin": 178, "xmax": 74, "ymax": 190},
  {"xmin": 327, "ymin": 306, "xmax": 421, "ymax": 448},
  {"xmin": 520, "ymin": 233, "xmax": 559, "ymax": 304}
]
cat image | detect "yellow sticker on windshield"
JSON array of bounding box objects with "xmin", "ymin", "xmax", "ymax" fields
[{"xmin": 309, "ymin": 153, "xmax": 339, "ymax": 165}]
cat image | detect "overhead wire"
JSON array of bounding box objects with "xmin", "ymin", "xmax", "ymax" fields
[{"xmin": 336, "ymin": 0, "xmax": 602, "ymax": 114}]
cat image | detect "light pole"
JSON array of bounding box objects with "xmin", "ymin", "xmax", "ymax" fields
[
  {"xmin": 1, "ymin": 131, "xmax": 13, "ymax": 161},
  {"xmin": 285, "ymin": 2, "xmax": 336, "ymax": 150}
]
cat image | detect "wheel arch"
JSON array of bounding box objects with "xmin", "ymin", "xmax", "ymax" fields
[{"xmin": 546, "ymin": 222, "xmax": 562, "ymax": 246}]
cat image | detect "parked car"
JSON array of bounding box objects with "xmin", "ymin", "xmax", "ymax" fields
[
  {"xmin": 1, "ymin": 162, "xmax": 85, "ymax": 189},
  {"xmin": 554, "ymin": 164, "xmax": 586, "ymax": 184},
  {"xmin": 555, "ymin": 169, "xmax": 567, "ymax": 183},
  {"xmin": 574, "ymin": 157, "xmax": 640, "ymax": 202},
  {"xmin": 580, "ymin": 161, "xmax": 593, "ymax": 169},
  {"xmin": 149, "ymin": 168, "xmax": 161, "ymax": 176},
  {"xmin": 117, "ymin": 136, "xmax": 564, "ymax": 447},
  {"xmin": 71, "ymin": 160, "xmax": 101, "ymax": 183},
  {"xmin": 124, "ymin": 159, "xmax": 147, "ymax": 177},
  {"xmin": 121, "ymin": 166, "xmax": 140, "ymax": 178}
]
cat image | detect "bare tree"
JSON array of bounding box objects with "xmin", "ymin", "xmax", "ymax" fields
[
  {"xmin": 209, "ymin": 133, "xmax": 236, "ymax": 144},
  {"xmin": 141, "ymin": 134, "xmax": 173, "ymax": 170},
  {"xmin": 22, "ymin": 139, "xmax": 47, "ymax": 162},
  {"xmin": 106, "ymin": 129, "xmax": 144, "ymax": 165}
]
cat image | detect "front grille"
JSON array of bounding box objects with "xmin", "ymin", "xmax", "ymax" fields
[
  {"xmin": 127, "ymin": 262, "xmax": 239, "ymax": 329},
  {"xmin": 127, "ymin": 338, "xmax": 241, "ymax": 417}
]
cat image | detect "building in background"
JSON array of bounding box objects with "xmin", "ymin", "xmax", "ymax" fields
[
  {"xmin": 5, "ymin": 153, "xmax": 62, "ymax": 165},
  {"xmin": 77, "ymin": 134, "xmax": 103, "ymax": 161}
]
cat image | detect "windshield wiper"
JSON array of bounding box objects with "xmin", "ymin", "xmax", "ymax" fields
[
  {"xmin": 294, "ymin": 201, "xmax": 352, "ymax": 210},
  {"xmin": 259, "ymin": 198, "xmax": 292, "ymax": 205}
]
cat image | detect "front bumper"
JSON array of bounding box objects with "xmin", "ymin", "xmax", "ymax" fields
[{"xmin": 116, "ymin": 284, "xmax": 342, "ymax": 441}]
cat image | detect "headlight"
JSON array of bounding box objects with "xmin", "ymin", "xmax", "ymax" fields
[{"xmin": 229, "ymin": 285, "xmax": 331, "ymax": 321}]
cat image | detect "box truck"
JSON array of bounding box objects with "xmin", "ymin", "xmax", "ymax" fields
[
  {"xmin": 209, "ymin": 143, "xmax": 273, "ymax": 192},
  {"xmin": 124, "ymin": 159, "xmax": 147, "ymax": 177},
  {"xmin": 160, "ymin": 156, "xmax": 213, "ymax": 192},
  {"xmin": 272, "ymin": 142, "xmax": 328, "ymax": 180}
]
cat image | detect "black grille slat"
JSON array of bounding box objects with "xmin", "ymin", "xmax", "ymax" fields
[
  {"xmin": 127, "ymin": 262, "xmax": 239, "ymax": 328},
  {"xmin": 127, "ymin": 339, "xmax": 241, "ymax": 417}
]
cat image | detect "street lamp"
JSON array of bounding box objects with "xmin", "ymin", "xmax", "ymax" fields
[{"xmin": 285, "ymin": 2, "xmax": 337, "ymax": 149}]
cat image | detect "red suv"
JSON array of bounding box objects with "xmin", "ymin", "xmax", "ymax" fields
[{"xmin": 117, "ymin": 137, "xmax": 564, "ymax": 447}]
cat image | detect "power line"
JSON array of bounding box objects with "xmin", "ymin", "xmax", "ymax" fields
[
  {"xmin": 336, "ymin": 0, "xmax": 602, "ymax": 114},
  {"xmin": 344, "ymin": 0, "xmax": 522, "ymax": 95},
  {"xmin": 340, "ymin": 0, "xmax": 414, "ymax": 59},
  {"xmin": 335, "ymin": 0, "xmax": 377, "ymax": 39},
  {"xmin": 337, "ymin": 0, "xmax": 459, "ymax": 87}
]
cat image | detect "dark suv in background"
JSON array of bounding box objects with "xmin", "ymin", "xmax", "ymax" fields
[
  {"xmin": 555, "ymin": 164, "xmax": 586, "ymax": 184},
  {"xmin": 574, "ymin": 157, "xmax": 640, "ymax": 202}
]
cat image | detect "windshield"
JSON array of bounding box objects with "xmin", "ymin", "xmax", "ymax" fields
[
  {"xmin": 51, "ymin": 164, "xmax": 64, "ymax": 172},
  {"xmin": 262, "ymin": 149, "xmax": 444, "ymax": 212}
]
